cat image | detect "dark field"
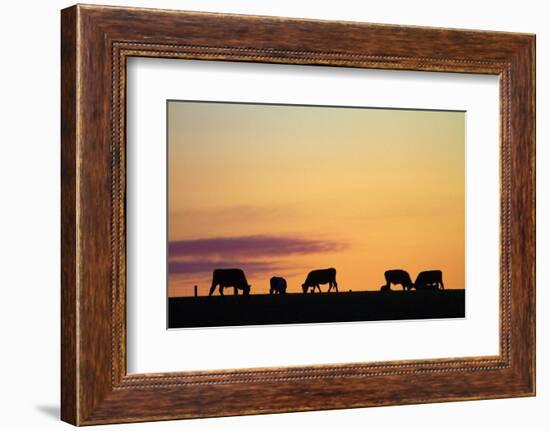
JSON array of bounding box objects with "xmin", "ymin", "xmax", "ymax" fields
[{"xmin": 168, "ymin": 290, "xmax": 465, "ymax": 329}]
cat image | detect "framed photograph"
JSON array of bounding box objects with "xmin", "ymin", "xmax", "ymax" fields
[
  {"xmin": 165, "ymin": 100, "xmax": 466, "ymax": 330},
  {"xmin": 61, "ymin": 4, "xmax": 535, "ymax": 425}
]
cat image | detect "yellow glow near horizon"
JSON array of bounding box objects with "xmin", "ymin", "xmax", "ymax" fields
[{"xmin": 168, "ymin": 101, "xmax": 465, "ymax": 297}]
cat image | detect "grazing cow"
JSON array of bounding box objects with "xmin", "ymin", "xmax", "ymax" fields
[
  {"xmin": 209, "ymin": 269, "xmax": 251, "ymax": 296},
  {"xmin": 381, "ymin": 269, "xmax": 414, "ymax": 291},
  {"xmin": 414, "ymin": 270, "xmax": 445, "ymax": 290},
  {"xmin": 302, "ymin": 268, "xmax": 338, "ymax": 293},
  {"xmin": 269, "ymin": 276, "xmax": 287, "ymax": 295}
]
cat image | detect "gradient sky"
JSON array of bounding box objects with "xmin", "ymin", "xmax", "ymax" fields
[{"xmin": 168, "ymin": 101, "xmax": 465, "ymax": 297}]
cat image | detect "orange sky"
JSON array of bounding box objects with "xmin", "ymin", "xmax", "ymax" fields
[{"xmin": 167, "ymin": 101, "xmax": 465, "ymax": 297}]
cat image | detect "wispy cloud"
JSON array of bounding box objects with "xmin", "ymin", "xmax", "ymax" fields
[{"xmin": 168, "ymin": 235, "xmax": 347, "ymax": 259}]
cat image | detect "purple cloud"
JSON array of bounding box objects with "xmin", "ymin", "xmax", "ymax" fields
[{"xmin": 168, "ymin": 235, "xmax": 347, "ymax": 259}]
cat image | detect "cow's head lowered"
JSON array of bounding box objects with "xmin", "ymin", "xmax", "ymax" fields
[{"xmin": 243, "ymin": 284, "xmax": 251, "ymax": 295}]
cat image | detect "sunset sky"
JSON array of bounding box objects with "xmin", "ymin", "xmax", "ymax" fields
[{"xmin": 168, "ymin": 101, "xmax": 465, "ymax": 297}]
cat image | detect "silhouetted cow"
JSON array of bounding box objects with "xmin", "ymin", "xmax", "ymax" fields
[
  {"xmin": 209, "ymin": 269, "xmax": 251, "ymax": 296},
  {"xmin": 270, "ymin": 276, "xmax": 287, "ymax": 295},
  {"xmin": 302, "ymin": 268, "xmax": 338, "ymax": 293},
  {"xmin": 381, "ymin": 269, "xmax": 414, "ymax": 291},
  {"xmin": 414, "ymin": 270, "xmax": 445, "ymax": 290}
]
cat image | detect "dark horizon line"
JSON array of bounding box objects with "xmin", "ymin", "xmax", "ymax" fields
[
  {"xmin": 169, "ymin": 287, "xmax": 466, "ymax": 298},
  {"xmin": 167, "ymin": 99, "xmax": 466, "ymax": 114}
]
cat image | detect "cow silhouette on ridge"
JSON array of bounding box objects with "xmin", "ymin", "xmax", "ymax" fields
[
  {"xmin": 209, "ymin": 268, "xmax": 251, "ymax": 296},
  {"xmin": 414, "ymin": 270, "xmax": 445, "ymax": 290},
  {"xmin": 270, "ymin": 276, "xmax": 287, "ymax": 294},
  {"xmin": 302, "ymin": 268, "xmax": 338, "ymax": 293},
  {"xmin": 381, "ymin": 269, "xmax": 445, "ymax": 291},
  {"xmin": 381, "ymin": 269, "xmax": 414, "ymax": 291}
]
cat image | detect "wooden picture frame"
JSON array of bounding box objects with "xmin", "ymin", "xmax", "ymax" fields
[{"xmin": 61, "ymin": 4, "xmax": 535, "ymax": 425}]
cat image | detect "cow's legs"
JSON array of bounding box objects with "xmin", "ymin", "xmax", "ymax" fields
[
  {"xmin": 209, "ymin": 284, "xmax": 217, "ymax": 296},
  {"xmin": 384, "ymin": 275, "xmax": 392, "ymax": 291},
  {"xmin": 439, "ymin": 280, "xmax": 445, "ymax": 290},
  {"xmin": 219, "ymin": 286, "xmax": 224, "ymax": 296},
  {"xmin": 332, "ymin": 281, "xmax": 338, "ymax": 292}
]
